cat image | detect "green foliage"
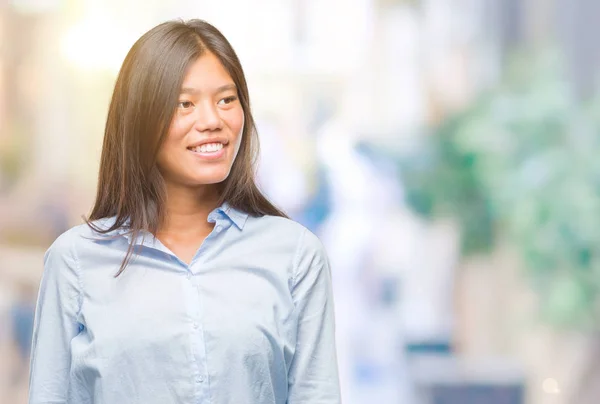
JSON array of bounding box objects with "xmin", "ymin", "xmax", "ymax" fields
[{"xmin": 400, "ymin": 52, "xmax": 600, "ymax": 329}]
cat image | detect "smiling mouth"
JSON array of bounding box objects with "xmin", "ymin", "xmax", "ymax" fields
[{"xmin": 187, "ymin": 142, "xmax": 224, "ymax": 153}]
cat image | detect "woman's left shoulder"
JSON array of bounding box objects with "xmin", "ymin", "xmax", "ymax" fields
[
  {"xmin": 249, "ymin": 214, "xmax": 305, "ymax": 234},
  {"xmin": 248, "ymin": 214, "xmax": 325, "ymax": 252}
]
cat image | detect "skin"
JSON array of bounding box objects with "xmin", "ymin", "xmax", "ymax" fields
[{"xmin": 155, "ymin": 52, "xmax": 245, "ymax": 264}]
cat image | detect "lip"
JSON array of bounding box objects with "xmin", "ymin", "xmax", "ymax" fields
[
  {"xmin": 188, "ymin": 143, "xmax": 227, "ymax": 161},
  {"xmin": 187, "ymin": 137, "xmax": 229, "ymax": 149}
]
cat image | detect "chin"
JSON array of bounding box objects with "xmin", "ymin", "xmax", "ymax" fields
[
  {"xmin": 191, "ymin": 170, "xmax": 231, "ymax": 185},
  {"xmin": 199, "ymin": 177, "xmax": 228, "ymax": 185},
  {"xmin": 177, "ymin": 162, "xmax": 233, "ymax": 186}
]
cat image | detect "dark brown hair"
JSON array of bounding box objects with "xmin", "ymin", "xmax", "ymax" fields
[{"xmin": 86, "ymin": 19, "xmax": 287, "ymax": 275}]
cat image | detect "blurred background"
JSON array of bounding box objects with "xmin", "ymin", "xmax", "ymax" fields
[{"xmin": 1, "ymin": 0, "xmax": 599, "ymax": 403}]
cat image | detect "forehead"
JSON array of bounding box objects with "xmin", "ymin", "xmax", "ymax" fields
[{"xmin": 181, "ymin": 52, "xmax": 234, "ymax": 89}]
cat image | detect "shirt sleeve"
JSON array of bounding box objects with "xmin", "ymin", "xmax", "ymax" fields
[
  {"xmin": 288, "ymin": 228, "xmax": 341, "ymax": 403},
  {"xmin": 29, "ymin": 231, "xmax": 82, "ymax": 404}
]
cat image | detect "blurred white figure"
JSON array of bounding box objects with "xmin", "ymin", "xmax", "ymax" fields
[
  {"xmin": 255, "ymin": 119, "xmax": 309, "ymax": 218},
  {"xmin": 315, "ymin": 115, "xmax": 409, "ymax": 404}
]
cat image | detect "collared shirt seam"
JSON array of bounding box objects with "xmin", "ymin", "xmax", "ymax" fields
[
  {"xmin": 290, "ymin": 227, "xmax": 308, "ymax": 297},
  {"xmin": 71, "ymin": 232, "xmax": 84, "ymax": 319}
]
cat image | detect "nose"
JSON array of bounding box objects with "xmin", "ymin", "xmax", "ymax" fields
[{"xmin": 192, "ymin": 101, "xmax": 222, "ymax": 132}]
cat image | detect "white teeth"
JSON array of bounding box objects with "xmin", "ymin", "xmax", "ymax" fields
[{"xmin": 192, "ymin": 143, "xmax": 223, "ymax": 153}]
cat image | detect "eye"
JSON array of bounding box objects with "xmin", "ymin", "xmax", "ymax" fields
[
  {"xmin": 177, "ymin": 101, "xmax": 194, "ymax": 109},
  {"xmin": 217, "ymin": 96, "xmax": 238, "ymax": 105}
]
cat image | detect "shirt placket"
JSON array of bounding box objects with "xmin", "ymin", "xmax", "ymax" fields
[
  {"xmin": 186, "ymin": 268, "xmax": 211, "ymax": 403},
  {"xmin": 186, "ymin": 214, "xmax": 228, "ymax": 403}
]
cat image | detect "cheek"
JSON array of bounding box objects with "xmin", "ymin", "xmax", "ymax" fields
[
  {"xmin": 157, "ymin": 119, "xmax": 190, "ymax": 169},
  {"xmin": 156, "ymin": 144, "xmax": 175, "ymax": 175},
  {"xmin": 231, "ymin": 111, "xmax": 245, "ymax": 150},
  {"xmin": 168, "ymin": 115, "xmax": 193, "ymax": 138}
]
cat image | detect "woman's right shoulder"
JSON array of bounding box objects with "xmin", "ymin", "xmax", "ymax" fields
[
  {"xmin": 46, "ymin": 217, "xmax": 122, "ymax": 255},
  {"xmin": 42, "ymin": 221, "xmax": 113, "ymax": 293}
]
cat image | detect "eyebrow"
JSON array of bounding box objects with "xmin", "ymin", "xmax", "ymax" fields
[{"xmin": 180, "ymin": 84, "xmax": 237, "ymax": 95}]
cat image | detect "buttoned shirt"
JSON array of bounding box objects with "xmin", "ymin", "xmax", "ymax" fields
[{"xmin": 29, "ymin": 203, "xmax": 340, "ymax": 403}]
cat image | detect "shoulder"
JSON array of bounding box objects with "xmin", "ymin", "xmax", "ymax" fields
[
  {"xmin": 241, "ymin": 214, "xmax": 326, "ymax": 257},
  {"xmin": 246, "ymin": 215, "xmax": 320, "ymax": 245},
  {"xmin": 46, "ymin": 225, "xmax": 82, "ymax": 258},
  {"xmin": 42, "ymin": 225, "xmax": 86, "ymax": 291},
  {"xmin": 45, "ymin": 217, "xmax": 121, "ymax": 259},
  {"xmin": 247, "ymin": 214, "xmax": 306, "ymax": 234},
  {"xmin": 248, "ymin": 215, "xmax": 327, "ymax": 259}
]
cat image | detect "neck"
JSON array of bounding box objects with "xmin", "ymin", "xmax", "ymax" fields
[{"xmin": 158, "ymin": 183, "xmax": 221, "ymax": 236}]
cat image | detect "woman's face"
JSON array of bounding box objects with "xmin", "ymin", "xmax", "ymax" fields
[{"xmin": 157, "ymin": 52, "xmax": 245, "ymax": 189}]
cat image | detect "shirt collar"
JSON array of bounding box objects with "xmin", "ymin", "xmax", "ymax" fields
[
  {"xmin": 99, "ymin": 201, "xmax": 249, "ymax": 242},
  {"xmin": 214, "ymin": 201, "xmax": 249, "ymax": 230}
]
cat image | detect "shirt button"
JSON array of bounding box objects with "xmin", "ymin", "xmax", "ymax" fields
[
  {"xmin": 196, "ymin": 375, "xmax": 204, "ymax": 383},
  {"xmin": 187, "ymin": 273, "xmax": 192, "ymax": 280},
  {"xmin": 215, "ymin": 225, "xmax": 222, "ymax": 233},
  {"xmin": 193, "ymin": 322, "xmax": 199, "ymax": 329}
]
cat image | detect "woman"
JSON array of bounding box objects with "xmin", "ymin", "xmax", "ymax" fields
[{"xmin": 29, "ymin": 19, "xmax": 340, "ymax": 404}]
